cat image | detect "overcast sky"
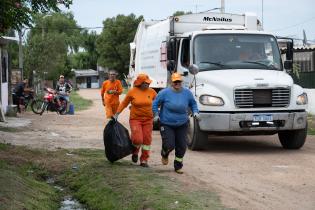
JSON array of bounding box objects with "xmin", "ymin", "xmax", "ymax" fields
[{"xmin": 62, "ymin": 0, "xmax": 315, "ymax": 41}]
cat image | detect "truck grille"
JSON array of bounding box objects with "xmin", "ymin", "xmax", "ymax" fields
[{"xmin": 234, "ymin": 88, "xmax": 290, "ymax": 108}]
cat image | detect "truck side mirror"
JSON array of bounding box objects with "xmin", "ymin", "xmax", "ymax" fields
[
  {"xmin": 188, "ymin": 64, "xmax": 199, "ymax": 75},
  {"xmin": 167, "ymin": 39, "xmax": 176, "ymax": 60}
]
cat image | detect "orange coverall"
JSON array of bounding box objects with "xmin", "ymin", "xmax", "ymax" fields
[
  {"xmin": 117, "ymin": 87, "xmax": 157, "ymax": 163},
  {"xmin": 100, "ymin": 80, "xmax": 123, "ymax": 119}
]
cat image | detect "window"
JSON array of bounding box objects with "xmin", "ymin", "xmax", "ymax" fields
[
  {"xmin": 180, "ymin": 39, "xmax": 190, "ymax": 68},
  {"xmin": 193, "ymin": 34, "xmax": 282, "ymax": 71}
]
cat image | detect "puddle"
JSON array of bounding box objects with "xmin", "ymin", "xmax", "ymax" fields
[
  {"xmin": 59, "ymin": 196, "xmax": 85, "ymax": 210},
  {"xmin": 46, "ymin": 177, "xmax": 85, "ymax": 210}
]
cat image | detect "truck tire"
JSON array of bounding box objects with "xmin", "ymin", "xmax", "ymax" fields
[
  {"xmin": 278, "ymin": 123, "xmax": 307, "ymax": 149},
  {"xmin": 187, "ymin": 116, "xmax": 208, "ymax": 150}
]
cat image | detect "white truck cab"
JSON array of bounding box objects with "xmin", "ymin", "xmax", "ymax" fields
[{"xmin": 129, "ymin": 12, "xmax": 308, "ymax": 150}]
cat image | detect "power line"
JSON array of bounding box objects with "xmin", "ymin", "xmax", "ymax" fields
[
  {"xmin": 270, "ymin": 16, "xmax": 315, "ymax": 32},
  {"xmin": 24, "ymin": 26, "xmax": 103, "ymax": 30}
]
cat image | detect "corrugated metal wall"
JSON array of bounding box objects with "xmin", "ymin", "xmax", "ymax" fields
[{"xmin": 293, "ymin": 50, "xmax": 315, "ymax": 88}]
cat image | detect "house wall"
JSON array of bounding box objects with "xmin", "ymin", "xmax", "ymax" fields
[
  {"xmin": 292, "ymin": 50, "xmax": 315, "ymax": 88},
  {"xmin": 1, "ymin": 83, "xmax": 8, "ymax": 113},
  {"xmin": 76, "ymin": 76, "xmax": 99, "ymax": 89},
  {"xmin": 0, "ymin": 48, "xmax": 9, "ymax": 114}
]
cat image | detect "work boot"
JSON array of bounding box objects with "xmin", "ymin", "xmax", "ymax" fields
[
  {"xmin": 161, "ymin": 156, "xmax": 168, "ymax": 165},
  {"xmin": 131, "ymin": 154, "xmax": 138, "ymax": 163},
  {"xmin": 175, "ymin": 168, "xmax": 184, "ymax": 174},
  {"xmin": 161, "ymin": 149, "xmax": 169, "ymax": 165},
  {"xmin": 140, "ymin": 162, "xmax": 149, "ymax": 167}
]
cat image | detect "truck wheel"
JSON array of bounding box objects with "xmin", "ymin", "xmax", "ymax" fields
[
  {"xmin": 187, "ymin": 116, "xmax": 208, "ymax": 150},
  {"xmin": 278, "ymin": 123, "xmax": 307, "ymax": 149}
]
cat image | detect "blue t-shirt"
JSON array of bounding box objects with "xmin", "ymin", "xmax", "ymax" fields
[{"xmin": 152, "ymin": 87, "xmax": 199, "ymax": 126}]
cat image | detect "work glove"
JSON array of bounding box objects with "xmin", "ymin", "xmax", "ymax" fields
[
  {"xmin": 193, "ymin": 113, "xmax": 201, "ymax": 121},
  {"xmin": 153, "ymin": 114, "xmax": 160, "ymax": 123},
  {"xmin": 112, "ymin": 113, "xmax": 119, "ymax": 121}
]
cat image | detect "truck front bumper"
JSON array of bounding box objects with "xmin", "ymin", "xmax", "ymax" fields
[{"xmin": 198, "ymin": 111, "xmax": 307, "ymax": 132}]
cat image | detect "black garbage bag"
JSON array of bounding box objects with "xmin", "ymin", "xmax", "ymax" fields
[{"xmin": 103, "ymin": 119, "xmax": 134, "ymax": 163}]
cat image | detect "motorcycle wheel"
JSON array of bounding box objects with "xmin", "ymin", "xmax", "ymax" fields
[
  {"xmin": 30, "ymin": 99, "xmax": 45, "ymax": 114},
  {"xmin": 58, "ymin": 99, "xmax": 67, "ymax": 115}
]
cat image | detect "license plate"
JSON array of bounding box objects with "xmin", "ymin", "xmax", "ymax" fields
[{"xmin": 253, "ymin": 114, "xmax": 273, "ymax": 122}]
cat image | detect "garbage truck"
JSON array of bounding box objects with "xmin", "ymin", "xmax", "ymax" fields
[{"xmin": 129, "ymin": 12, "xmax": 308, "ymax": 150}]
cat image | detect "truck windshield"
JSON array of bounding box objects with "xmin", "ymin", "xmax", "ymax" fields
[{"xmin": 193, "ymin": 34, "xmax": 282, "ymax": 71}]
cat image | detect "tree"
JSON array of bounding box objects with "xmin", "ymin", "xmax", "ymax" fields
[
  {"xmin": 173, "ymin": 11, "xmax": 193, "ymax": 16},
  {"xmin": 5, "ymin": 29, "xmax": 19, "ymax": 68},
  {"xmin": 24, "ymin": 32, "xmax": 68, "ymax": 81},
  {"xmin": 0, "ymin": 0, "xmax": 72, "ymax": 33},
  {"xmin": 96, "ymin": 14, "xmax": 143, "ymax": 77},
  {"xmin": 69, "ymin": 30, "xmax": 99, "ymax": 70},
  {"xmin": 29, "ymin": 13, "xmax": 81, "ymax": 53},
  {"xmin": 24, "ymin": 12, "xmax": 81, "ymax": 81}
]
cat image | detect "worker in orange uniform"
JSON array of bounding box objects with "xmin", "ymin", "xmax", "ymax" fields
[
  {"xmin": 113, "ymin": 74, "xmax": 157, "ymax": 167},
  {"xmin": 100, "ymin": 70, "xmax": 123, "ymax": 119}
]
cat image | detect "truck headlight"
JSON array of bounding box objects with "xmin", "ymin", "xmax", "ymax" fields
[
  {"xmin": 296, "ymin": 93, "xmax": 308, "ymax": 105},
  {"xmin": 199, "ymin": 95, "xmax": 224, "ymax": 106}
]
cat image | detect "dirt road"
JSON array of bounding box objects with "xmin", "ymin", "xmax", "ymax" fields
[{"xmin": 1, "ymin": 89, "xmax": 315, "ymax": 210}]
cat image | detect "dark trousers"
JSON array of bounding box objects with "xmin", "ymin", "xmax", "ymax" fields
[{"xmin": 160, "ymin": 122, "xmax": 188, "ymax": 170}]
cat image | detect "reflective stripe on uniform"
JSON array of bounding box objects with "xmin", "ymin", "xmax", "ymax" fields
[
  {"xmin": 175, "ymin": 156, "xmax": 183, "ymax": 162},
  {"xmin": 142, "ymin": 145, "xmax": 151, "ymax": 151}
]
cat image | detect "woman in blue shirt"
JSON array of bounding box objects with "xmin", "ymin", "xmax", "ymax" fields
[{"xmin": 152, "ymin": 73, "xmax": 199, "ymax": 174}]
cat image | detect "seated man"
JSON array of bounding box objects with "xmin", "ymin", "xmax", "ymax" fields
[
  {"xmin": 55, "ymin": 75, "xmax": 72, "ymax": 111},
  {"xmin": 13, "ymin": 78, "xmax": 31, "ymax": 113}
]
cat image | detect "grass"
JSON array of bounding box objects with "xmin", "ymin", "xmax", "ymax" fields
[
  {"xmin": 307, "ymin": 115, "xmax": 315, "ymax": 135},
  {"xmin": 70, "ymin": 91, "xmax": 93, "ymax": 111},
  {"xmin": 0, "ymin": 127, "xmax": 20, "ymax": 132},
  {"xmin": 0, "ymin": 144, "xmax": 231, "ymax": 210},
  {"xmin": 0, "ymin": 154, "xmax": 60, "ymax": 210}
]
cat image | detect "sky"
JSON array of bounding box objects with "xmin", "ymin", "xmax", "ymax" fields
[{"xmin": 62, "ymin": 0, "xmax": 315, "ymax": 42}]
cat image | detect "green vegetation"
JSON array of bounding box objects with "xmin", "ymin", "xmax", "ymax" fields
[
  {"xmin": 24, "ymin": 13, "xmax": 82, "ymax": 80},
  {"xmin": 0, "ymin": 150, "xmax": 60, "ymax": 210},
  {"xmin": 0, "ymin": 0, "xmax": 71, "ymax": 33},
  {"xmin": 97, "ymin": 14, "xmax": 143, "ymax": 78},
  {"xmin": 0, "ymin": 144, "xmax": 230, "ymax": 210},
  {"xmin": 0, "ymin": 126, "xmax": 20, "ymax": 132},
  {"xmin": 308, "ymin": 115, "xmax": 315, "ymax": 135},
  {"xmin": 70, "ymin": 91, "xmax": 93, "ymax": 111}
]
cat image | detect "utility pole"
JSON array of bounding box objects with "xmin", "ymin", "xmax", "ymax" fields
[
  {"xmin": 220, "ymin": 0, "xmax": 225, "ymax": 13},
  {"xmin": 18, "ymin": 29, "xmax": 23, "ymax": 80},
  {"xmin": 261, "ymin": 0, "xmax": 264, "ymax": 28}
]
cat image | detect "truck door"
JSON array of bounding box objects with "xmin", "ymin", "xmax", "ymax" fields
[{"xmin": 178, "ymin": 38, "xmax": 191, "ymax": 87}]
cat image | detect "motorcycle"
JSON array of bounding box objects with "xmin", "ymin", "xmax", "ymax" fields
[
  {"xmin": 13, "ymin": 90, "xmax": 38, "ymax": 114},
  {"xmin": 31, "ymin": 87, "xmax": 67, "ymax": 115}
]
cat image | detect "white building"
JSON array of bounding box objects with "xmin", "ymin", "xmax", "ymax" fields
[
  {"xmin": 73, "ymin": 69, "xmax": 100, "ymax": 89},
  {"xmin": 0, "ymin": 36, "xmax": 18, "ymax": 120}
]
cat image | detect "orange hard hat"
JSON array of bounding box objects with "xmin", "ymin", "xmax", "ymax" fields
[
  {"xmin": 133, "ymin": 73, "xmax": 152, "ymax": 86},
  {"xmin": 171, "ymin": 73, "xmax": 182, "ymax": 82}
]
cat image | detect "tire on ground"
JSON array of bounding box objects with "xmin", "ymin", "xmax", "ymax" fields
[
  {"xmin": 187, "ymin": 116, "xmax": 208, "ymax": 151},
  {"xmin": 278, "ymin": 123, "xmax": 307, "ymax": 149},
  {"xmin": 31, "ymin": 99, "xmax": 44, "ymax": 114}
]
